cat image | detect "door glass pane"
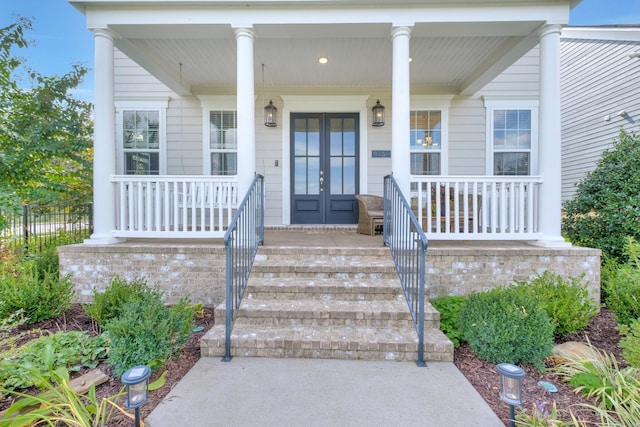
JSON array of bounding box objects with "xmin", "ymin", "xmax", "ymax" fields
[
  {"xmin": 294, "ymin": 157, "xmax": 307, "ymax": 194},
  {"xmin": 343, "ymin": 118, "xmax": 356, "ymax": 155},
  {"xmin": 294, "ymin": 119, "xmax": 308, "ymax": 156},
  {"xmin": 330, "ymin": 157, "xmax": 343, "ymax": 195},
  {"xmin": 330, "ymin": 118, "xmax": 343, "ymax": 156},
  {"xmin": 308, "ymin": 157, "xmax": 320, "ymax": 195},
  {"xmin": 343, "ymin": 157, "xmax": 356, "ymax": 194},
  {"xmin": 308, "ymin": 119, "xmax": 320, "ymax": 156}
]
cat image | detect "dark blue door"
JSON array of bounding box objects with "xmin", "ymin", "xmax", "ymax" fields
[{"xmin": 291, "ymin": 113, "xmax": 359, "ymax": 224}]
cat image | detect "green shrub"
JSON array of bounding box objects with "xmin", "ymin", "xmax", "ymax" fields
[
  {"xmin": 512, "ymin": 271, "xmax": 598, "ymax": 336},
  {"xmin": 431, "ymin": 295, "xmax": 467, "ymax": 347},
  {"xmin": 459, "ymin": 287, "xmax": 554, "ymax": 368},
  {"xmin": 562, "ymin": 129, "xmax": 640, "ymax": 262},
  {"xmin": 0, "ymin": 331, "xmax": 108, "ymax": 390},
  {"xmin": 618, "ymin": 318, "xmax": 640, "ymax": 368},
  {"xmin": 0, "ymin": 364, "xmax": 126, "ymax": 426},
  {"xmin": 604, "ymin": 238, "xmax": 640, "ymax": 326},
  {"xmin": 85, "ymin": 276, "xmax": 156, "ymax": 327},
  {"xmin": 0, "ymin": 264, "xmax": 73, "ymax": 324},
  {"xmin": 104, "ymin": 292, "xmax": 194, "ymax": 376}
]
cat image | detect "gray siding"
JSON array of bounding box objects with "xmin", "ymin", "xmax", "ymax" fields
[
  {"xmin": 561, "ymin": 36, "xmax": 640, "ymax": 202},
  {"xmin": 113, "ymin": 43, "xmax": 545, "ymax": 225}
]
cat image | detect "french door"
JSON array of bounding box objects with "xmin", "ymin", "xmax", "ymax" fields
[{"xmin": 290, "ymin": 113, "xmax": 359, "ymax": 224}]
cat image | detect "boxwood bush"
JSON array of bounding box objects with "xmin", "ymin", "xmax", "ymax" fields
[
  {"xmin": 459, "ymin": 287, "xmax": 554, "ymax": 368},
  {"xmin": 512, "ymin": 271, "xmax": 598, "ymax": 336},
  {"xmin": 85, "ymin": 276, "xmax": 156, "ymax": 327},
  {"xmin": 104, "ymin": 290, "xmax": 194, "ymax": 376}
]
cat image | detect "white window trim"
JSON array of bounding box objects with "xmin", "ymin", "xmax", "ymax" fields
[
  {"xmin": 115, "ymin": 99, "xmax": 168, "ymax": 175},
  {"xmin": 198, "ymin": 96, "xmax": 238, "ymax": 176},
  {"xmin": 484, "ymin": 98, "xmax": 539, "ymax": 176},
  {"xmin": 410, "ymin": 95, "xmax": 453, "ymax": 176}
]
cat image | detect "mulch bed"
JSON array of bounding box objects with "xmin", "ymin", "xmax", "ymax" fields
[
  {"xmin": 1, "ymin": 305, "xmax": 624, "ymax": 426},
  {"xmin": 454, "ymin": 307, "xmax": 624, "ymax": 426}
]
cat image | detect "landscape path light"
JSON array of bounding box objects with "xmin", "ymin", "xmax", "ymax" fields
[
  {"xmin": 121, "ymin": 365, "xmax": 151, "ymax": 427},
  {"xmin": 497, "ymin": 362, "xmax": 525, "ymax": 427}
]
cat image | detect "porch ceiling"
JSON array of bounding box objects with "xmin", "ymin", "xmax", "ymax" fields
[{"xmin": 113, "ymin": 21, "xmax": 544, "ymax": 95}]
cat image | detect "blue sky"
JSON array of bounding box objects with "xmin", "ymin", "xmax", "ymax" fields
[{"xmin": 1, "ymin": 0, "xmax": 639, "ymax": 101}]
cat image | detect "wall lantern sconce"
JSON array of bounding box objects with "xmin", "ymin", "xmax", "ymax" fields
[
  {"xmin": 372, "ymin": 99, "xmax": 385, "ymax": 127},
  {"xmin": 264, "ymin": 100, "xmax": 277, "ymax": 127},
  {"xmin": 497, "ymin": 363, "xmax": 525, "ymax": 427},
  {"xmin": 121, "ymin": 365, "xmax": 151, "ymax": 427}
]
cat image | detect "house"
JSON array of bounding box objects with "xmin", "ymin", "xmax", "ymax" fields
[
  {"xmin": 61, "ymin": 0, "xmax": 600, "ymax": 308},
  {"xmin": 561, "ymin": 26, "xmax": 640, "ymax": 202}
]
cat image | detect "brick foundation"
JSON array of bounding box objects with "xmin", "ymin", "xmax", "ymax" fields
[
  {"xmin": 59, "ymin": 240, "xmax": 601, "ymax": 307},
  {"xmin": 58, "ymin": 242, "xmax": 226, "ymax": 306},
  {"xmin": 425, "ymin": 244, "xmax": 601, "ymax": 303}
]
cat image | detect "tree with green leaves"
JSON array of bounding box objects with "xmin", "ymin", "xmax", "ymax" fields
[
  {"xmin": 0, "ymin": 18, "xmax": 93, "ymax": 226},
  {"xmin": 563, "ymin": 129, "xmax": 640, "ymax": 261}
]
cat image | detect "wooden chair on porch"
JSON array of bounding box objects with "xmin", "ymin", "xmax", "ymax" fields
[{"xmin": 355, "ymin": 194, "xmax": 384, "ymax": 235}]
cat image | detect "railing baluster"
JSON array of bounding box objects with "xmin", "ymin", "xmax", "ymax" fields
[
  {"xmin": 384, "ymin": 174, "xmax": 428, "ymax": 367},
  {"xmin": 223, "ymin": 174, "xmax": 265, "ymax": 362}
]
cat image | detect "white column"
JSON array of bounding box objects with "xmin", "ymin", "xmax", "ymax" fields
[
  {"xmin": 532, "ymin": 24, "xmax": 570, "ymax": 247},
  {"xmin": 234, "ymin": 27, "xmax": 256, "ymax": 195},
  {"xmin": 391, "ymin": 26, "xmax": 412, "ymax": 195},
  {"xmin": 88, "ymin": 29, "xmax": 122, "ymax": 244}
]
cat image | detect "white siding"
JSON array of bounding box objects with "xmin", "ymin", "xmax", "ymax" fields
[{"xmin": 561, "ymin": 36, "xmax": 640, "ymax": 201}]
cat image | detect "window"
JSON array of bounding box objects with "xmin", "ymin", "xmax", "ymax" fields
[
  {"xmin": 208, "ymin": 111, "xmax": 237, "ymax": 175},
  {"xmin": 122, "ymin": 110, "xmax": 160, "ymax": 175},
  {"xmin": 116, "ymin": 100, "xmax": 167, "ymax": 175},
  {"xmin": 485, "ymin": 99, "xmax": 538, "ymax": 176},
  {"xmin": 410, "ymin": 110, "xmax": 442, "ymax": 175}
]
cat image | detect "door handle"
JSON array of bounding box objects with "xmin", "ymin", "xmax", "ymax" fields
[{"xmin": 319, "ymin": 176, "xmax": 324, "ymax": 191}]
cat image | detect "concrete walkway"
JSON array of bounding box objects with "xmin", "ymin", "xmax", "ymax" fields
[{"xmin": 145, "ymin": 357, "xmax": 504, "ymax": 427}]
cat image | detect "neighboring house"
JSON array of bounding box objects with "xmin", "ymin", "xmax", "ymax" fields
[
  {"xmin": 560, "ymin": 26, "xmax": 640, "ymax": 202},
  {"xmin": 62, "ymin": 0, "xmax": 600, "ymax": 305}
]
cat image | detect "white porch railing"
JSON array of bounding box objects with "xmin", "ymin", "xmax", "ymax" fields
[
  {"xmin": 112, "ymin": 175, "xmax": 238, "ymax": 238},
  {"xmin": 410, "ymin": 176, "xmax": 542, "ymax": 240}
]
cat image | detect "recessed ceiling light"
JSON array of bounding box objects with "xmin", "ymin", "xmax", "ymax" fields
[{"xmin": 318, "ymin": 56, "xmax": 329, "ymax": 64}]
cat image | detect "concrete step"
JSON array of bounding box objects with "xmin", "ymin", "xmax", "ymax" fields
[
  {"xmin": 245, "ymin": 277, "xmax": 405, "ymax": 301},
  {"xmin": 201, "ymin": 243, "xmax": 453, "ymax": 363},
  {"xmin": 201, "ymin": 324, "xmax": 453, "ymax": 362},
  {"xmin": 235, "ymin": 299, "xmax": 414, "ymax": 327}
]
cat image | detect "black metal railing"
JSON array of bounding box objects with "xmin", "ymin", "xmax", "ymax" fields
[
  {"xmin": 383, "ymin": 174, "xmax": 428, "ymax": 367},
  {"xmin": 0, "ymin": 204, "xmax": 93, "ymax": 254},
  {"xmin": 222, "ymin": 174, "xmax": 265, "ymax": 361}
]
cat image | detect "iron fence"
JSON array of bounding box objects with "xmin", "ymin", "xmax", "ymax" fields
[
  {"xmin": 0, "ymin": 204, "xmax": 93, "ymax": 254},
  {"xmin": 383, "ymin": 174, "xmax": 429, "ymax": 367},
  {"xmin": 223, "ymin": 174, "xmax": 265, "ymax": 361}
]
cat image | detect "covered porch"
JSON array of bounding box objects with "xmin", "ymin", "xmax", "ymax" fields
[{"xmin": 70, "ymin": 0, "xmax": 576, "ymax": 247}]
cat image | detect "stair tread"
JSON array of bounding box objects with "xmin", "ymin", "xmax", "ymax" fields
[{"xmin": 239, "ymin": 298, "xmax": 409, "ymax": 313}]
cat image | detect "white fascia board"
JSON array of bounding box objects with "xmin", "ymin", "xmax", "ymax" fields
[
  {"xmin": 83, "ymin": 3, "xmax": 569, "ymax": 28},
  {"xmin": 562, "ymin": 27, "xmax": 640, "ymax": 42}
]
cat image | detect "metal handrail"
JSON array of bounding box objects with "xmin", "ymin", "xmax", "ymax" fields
[
  {"xmin": 222, "ymin": 174, "xmax": 265, "ymax": 362},
  {"xmin": 383, "ymin": 174, "xmax": 428, "ymax": 367}
]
